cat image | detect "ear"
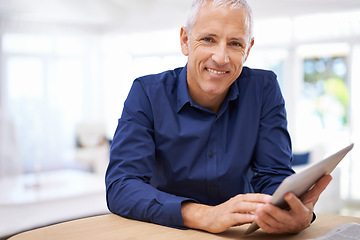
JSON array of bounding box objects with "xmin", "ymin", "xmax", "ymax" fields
[
  {"xmin": 180, "ymin": 26, "xmax": 190, "ymax": 56},
  {"xmin": 244, "ymin": 37, "xmax": 254, "ymax": 62}
]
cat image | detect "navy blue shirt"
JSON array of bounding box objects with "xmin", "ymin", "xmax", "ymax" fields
[{"xmin": 105, "ymin": 65, "xmax": 294, "ymax": 228}]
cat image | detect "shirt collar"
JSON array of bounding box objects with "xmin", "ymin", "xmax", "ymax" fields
[
  {"xmin": 176, "ymin": 65, "xmax": 240, "ymax": 113},
  {"xmin": 177, "ymin": 65, "xmax": 192, "ymax": 112},
  {"xmin": 226, "ymin": 79, "xmax": 239, "ymax": 102}
]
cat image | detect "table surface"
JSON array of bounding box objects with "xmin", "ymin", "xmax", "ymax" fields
[{"xmin": 9, "ymin": 213, "xmax": 360, "ymax": 240}]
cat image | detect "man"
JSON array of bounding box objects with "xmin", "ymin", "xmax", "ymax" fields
[{"xmin": 105, "ymin": 0, "xmax": 332, "ymax": 234}]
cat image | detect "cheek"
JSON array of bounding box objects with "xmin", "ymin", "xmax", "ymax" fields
[
  {"xmin": 231, "ymin": 50, "xmax": 247, "ymax": 65},
  {"xmin": 188, "ymin": 50, "xmax": 209, "ymax": 69}
]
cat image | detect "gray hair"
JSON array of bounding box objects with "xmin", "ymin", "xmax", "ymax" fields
[{"xmin": 185, "ymin": 0, "xmax": 254, "ymax": 43}]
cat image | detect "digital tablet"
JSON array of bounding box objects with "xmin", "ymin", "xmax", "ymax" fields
[{"xmin": 245, "ymin": 143, "xmax": 354, "ymax": 234}]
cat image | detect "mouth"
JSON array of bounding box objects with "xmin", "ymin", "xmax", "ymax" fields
[{"xmin": 205, "ymin": 67, "xmax": 229, "ymax": 75}]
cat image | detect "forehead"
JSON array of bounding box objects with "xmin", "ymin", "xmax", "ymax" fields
[{"xmin": 192, "ymin": 3, "xmax": 251, "ymax": 38}]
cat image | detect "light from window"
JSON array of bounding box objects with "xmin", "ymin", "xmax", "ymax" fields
[{"xmin": 3, "ymin": 33, "xmax": 52, "ymax": 54}]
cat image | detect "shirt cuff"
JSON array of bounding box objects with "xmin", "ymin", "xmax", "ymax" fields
[
  {"xmin": 162, "ymin": 195, "xmax": 198, "ymax": 228},
  {"xmin": 311, "ymin": 212, "xmax": 316, "ymax": 223}
]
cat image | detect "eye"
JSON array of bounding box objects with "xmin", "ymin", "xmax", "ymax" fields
[
  {"xmin": 201, "ymin": 37, "xmax": 215, "ymax": 43},
  {"xmin": 229, "ymin": 41, "xmax": 243, "ymax": 47}
]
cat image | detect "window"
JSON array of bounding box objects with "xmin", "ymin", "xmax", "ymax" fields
[
  {"xmin": 296, "ymin": 50, "xmax": 353, "ymax": 200},
  {"xmin": 303, "ymin": 56, "xmax": 349, "ymax": 130},
  {"xmin": 101, "ymin": 30, "xmax": 187, "ymax": 136},
  {"xmin": 1, "ymin": 33, "xmax": 96, "ymax": 173}
]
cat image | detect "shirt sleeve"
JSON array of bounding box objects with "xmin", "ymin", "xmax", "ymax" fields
[
  {"xmin": 250, "ymin": 71, "xmax": 295, "ymax": 195},
  {"xmin": 105, "ymin": 79, "xmax": 195, "ymax": 228}
]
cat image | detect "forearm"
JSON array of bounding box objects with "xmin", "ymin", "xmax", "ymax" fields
[{"xmin": 106, "ymin": 177, "xmax": 192, "ymax": 227}]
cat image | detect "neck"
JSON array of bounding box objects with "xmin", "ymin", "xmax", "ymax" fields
[{"xmin": 188, "ymin": 88, "xmax": 228, "ymax": 115}]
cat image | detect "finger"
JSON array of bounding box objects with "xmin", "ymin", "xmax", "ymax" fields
[
  {"xmin": 255, "ymin": 215, "xmax": 274, "ymax": 233},
  {"xmin": 309, "ymin": 174, "xmax": 332, "ymax": 195},
  {"xmin": 255, "ymin": 200, "xmax": 311, "ymax": 234},
  {"xmin": 301, "ymin": 174, "xmax": 332, "ymax": 204},
  {"xmin": 255, "ymin": 204, "xmax": 284, "ymax": 233},
  {"xmin": 284, "ymin": 192, "xmax": 310, "ymax": 215},
  {"xmin": 235, "ymin": 193, "xmax": 272, "ymax": 203},
  {"xmin": 256, "ymin": 203, "xmax": 290, "ymax": 226},
  {"xmin": 233, "ymin": 201, "xmax": 260, "ymax": 213},
  {"xmin": 255, "ymin": 216, "xmax": 281, "ymax": 234},
  {"xmin": 231, "ymin": 194, "xmax": 272, "ymax": 214},
  {"xmin": 231, "ymin": 212, "xmax": 256, "ymax": 225}
]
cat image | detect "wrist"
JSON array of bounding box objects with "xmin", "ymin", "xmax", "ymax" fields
[{"xmin": 181, "ymin": 201, "xmax": 211, "ymax": 230}]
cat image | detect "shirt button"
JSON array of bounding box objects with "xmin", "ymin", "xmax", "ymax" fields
[{"xmin": 209, "ymin": 152, "xmax": 215, "ymax": 158}]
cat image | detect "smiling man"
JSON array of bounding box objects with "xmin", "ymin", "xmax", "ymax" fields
[
  {"xmin": 105, "ymin": 0, "xmax": 331, "ymax": 234},
  {"xmin": 182, "ymin": 1, "xmax": 253, "ymax": 115}
]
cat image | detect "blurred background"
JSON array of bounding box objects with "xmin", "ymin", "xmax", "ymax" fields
[{"xmin": 0, "ymin": 0, "xmax": 360, "ymax": 238}]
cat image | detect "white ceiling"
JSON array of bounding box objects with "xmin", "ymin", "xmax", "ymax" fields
[{"xmin": 1, "ymin": 0, "xmax": 360, "ymax": 33}]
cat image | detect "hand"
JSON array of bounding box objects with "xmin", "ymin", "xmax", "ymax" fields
[
  {"xmin": 255, "ymin": 174, "xmax": 332, "ymax": 234},
  {"xmin": 181, "ymin": 193, "xmax": 271, "ymax": 233}
]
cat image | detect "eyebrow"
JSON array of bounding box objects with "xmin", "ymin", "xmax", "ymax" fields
[
  {"xmin": 198, "ymin": 33, "xmax": 217, "ymax": 38},
  {"xmin": 199, "ymin": 33, "xmax": 245, "ymax": 41},
  {"xmin": 230, "ymin": 37, "xmax": 245, "ymax": 41},
  {"xmin": 197, "ymin": 32, "xmax": 247, "ymax": 45}
]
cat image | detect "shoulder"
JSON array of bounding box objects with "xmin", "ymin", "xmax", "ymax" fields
[
  {"xmin": 238, "ymin": 67, "xmax": 280, "ymax": 92},
  {"xmin": 125, "ymin": 67, "xmax": 185, "ymax": 115},
  {"xmin": 240, "ymin": 66, "xmax": 277, "ymax": 83},
  {"xmin": 136, "ymin": 67, "xmax": 183, "ymax": 89},
  {"xmin": 123, "ymin": 67, "xmax": 184, "ymax": 125},
  {"xmin": 236, "ymin": 67, "xmax": 283, "ymax": 102},
  {"xmin": 126, "ymin": 67, "xmax": 184, "ymax": 104}
]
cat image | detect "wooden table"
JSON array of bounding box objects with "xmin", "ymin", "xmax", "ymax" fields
[{"xmin": 9, "ymin": 213, "xmax": 360, "ymax": 240}]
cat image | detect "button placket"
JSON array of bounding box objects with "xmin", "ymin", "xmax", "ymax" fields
[{"xmin": 206, "ymin": 118, "xmax": 219, "ymax": 202}]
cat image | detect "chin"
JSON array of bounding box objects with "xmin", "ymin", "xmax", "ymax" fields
[{"xmin": 203, "ymin": 87, "xmax": 226, "ymax": 96}]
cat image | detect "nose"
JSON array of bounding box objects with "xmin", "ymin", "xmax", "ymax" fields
[{"xmin": 212, "ymin": 44, "xmax": 229, "ymax": 65}]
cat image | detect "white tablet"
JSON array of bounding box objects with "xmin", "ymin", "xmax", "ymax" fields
[{"xmin": 245, "ymin": 143, "xmax": 354, "ymax": 234}]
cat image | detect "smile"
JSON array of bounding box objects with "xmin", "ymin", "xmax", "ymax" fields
[{"xmin": 206, "ymin": 68, "xmax": 228, "ymax": 75}]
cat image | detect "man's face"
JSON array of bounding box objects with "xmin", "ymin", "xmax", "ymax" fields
[{"xmin": 181, "ymin": 3, "xmax": 254, "ymax": 103}]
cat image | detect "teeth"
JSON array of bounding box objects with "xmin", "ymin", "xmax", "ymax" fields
[{"xmin": 207, "ymin": 68, "xmax": 227, "ymax": 74}]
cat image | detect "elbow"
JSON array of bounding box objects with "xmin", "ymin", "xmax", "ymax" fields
[
  {"xmin": 106, "ymin": 182, "xmax": 124, "ymax": 216},
  {"xmin": 106, "ymin": 180, "xmax": 134, "ymax": 218}
]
